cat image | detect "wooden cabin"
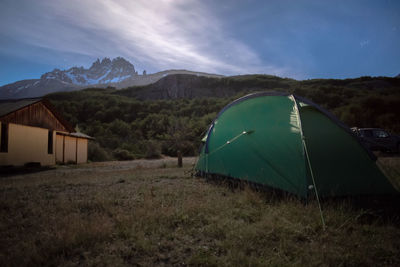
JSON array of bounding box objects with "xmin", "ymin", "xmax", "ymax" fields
[{"xmin": 0, "ymin": 98, "xmax": 92, "ymax": 166}]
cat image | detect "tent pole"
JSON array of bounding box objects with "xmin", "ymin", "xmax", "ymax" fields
[
  {"xmin": 291, "ymin": 95, "xmax": 326, "ymax": 231},
  {"xmin": 206, "ymin": 154, "xmax": 208, "ymax": 173},
  {"xmin": 302, "ymin": 138, "xmax": 326, "ymax": 230}
]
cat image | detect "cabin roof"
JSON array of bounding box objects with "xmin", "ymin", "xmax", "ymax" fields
[
  {"xmin": 56, "ymin": 131, "xmax": 94, "ymax": 140},
  {"xmin": 0, "ymin": 98, "xmax": 41, "ymax": 117},
  {"xmin": 0, "ymin": 98, "xmax": 75, "ymax": 132}
]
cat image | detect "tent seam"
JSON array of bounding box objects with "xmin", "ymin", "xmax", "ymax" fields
[{"xmin": 291, "ymin": 95, "xmax": 326, "ymax": 230}]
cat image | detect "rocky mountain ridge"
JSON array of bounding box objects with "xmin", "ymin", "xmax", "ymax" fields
[
  {"xmin": 0, "ymin": 57, "xmax": 223, "ymax": 99},
  {"xmin": 41, "ymin": 57, "xmax": 137, "ymax": 85}
]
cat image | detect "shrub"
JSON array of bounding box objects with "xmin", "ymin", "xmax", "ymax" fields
[
  {"xmin": 112, "ymin": 149, "xmax": 135, "ymax": 161},
  {"xmin": 144, "ymin": 140, "xmax": 162, "ymax": 159},
  {"xmin": 88, "ymin": 142, "xmax": 111, "ymax": 162}
]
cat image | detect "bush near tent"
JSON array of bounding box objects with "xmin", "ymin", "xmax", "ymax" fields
[{"xmin": 195, "ymin": 92, "xmax": 398, "ymax": 198}]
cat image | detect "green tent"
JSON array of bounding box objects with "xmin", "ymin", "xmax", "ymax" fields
[{"xmin": 196, "ymin": 92, "xmax": 398, "ymax": 198}]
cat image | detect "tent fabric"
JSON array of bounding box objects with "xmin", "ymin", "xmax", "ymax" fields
[{"xmin": 195, "ymin": 92, "xmax": 398, "ymax": 198}]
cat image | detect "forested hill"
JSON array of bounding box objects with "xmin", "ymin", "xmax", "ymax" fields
[
  {"xmin": 115, "ymin": 74, "xmax": 294, "ymax": 99},
  {"xmin": 116, "ymin": 74, "xmax": 400, "ymax": 100},
  {"xmin": 46, "ymin": 74, "xmax": 400, "ymax": 161}
]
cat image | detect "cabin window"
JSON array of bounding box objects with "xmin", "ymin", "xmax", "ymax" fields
[
  {"xmin": 48, "ymin": 130, "xmax": 53, "ymax": 154},
  {"xmin": 0, "ymin": 123, "xmax": 8, "ymax": 153}
]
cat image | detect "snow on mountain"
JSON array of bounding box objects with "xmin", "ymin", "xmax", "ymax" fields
[
  {"xmin": 0, "ymin": 57, "xmax": 223, "ymax": 99},
  {"xmin": 40, "ymin": 57, "xmax": 136, "ymax": 86}
]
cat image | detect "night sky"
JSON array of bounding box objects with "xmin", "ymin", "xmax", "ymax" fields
[{"xmin": 1, "ymin": 0, "xmax": 399, "ymax": 85}]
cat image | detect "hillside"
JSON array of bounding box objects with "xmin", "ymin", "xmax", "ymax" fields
[
  {"xmin": 116, "ymin": 74, "xmax": 295, "ymax": 100},
  {"xmin": 117, "ymin": 74, "xmax": 400, "ymax": 100},
  {"xmin": 46, "ymin": 74, "xmax": 400, "ymax": 161}
]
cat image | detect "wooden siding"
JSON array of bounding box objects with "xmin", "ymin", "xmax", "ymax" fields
[
  {"xmin": 76, "ymin": 138, "xmax": 88, "ymax": 164},
  {"xmin": 64, "ymin": 136, "xmax": 76, "ymax": 163},
  {"xmin": 55, "ymin": 134, "xmax": 64, "ymax": 163},
  {"xmin": 0, "ymin": 102, "xmax": 69, "ymax": 132},
  {"xmin": 55, "ymin": 133, "xmax": 88, "ymax": 164}
]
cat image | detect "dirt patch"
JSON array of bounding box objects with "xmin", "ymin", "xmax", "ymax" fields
[{"xmin": 60, "ymin": 156, "xmax": 197, "ymax": 172}]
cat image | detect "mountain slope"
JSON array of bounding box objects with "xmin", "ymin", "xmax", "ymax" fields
[
  {"xmin": 0, "ymin": 57, "xmax": 223, "ymax": 99},
  {"xmin": 113, "ymin": 74, "xmax": 400, "ymax": 101},
  {"xmin": 0, "ymin": 79, "xmax": 80, "ymax": 99},
  {"xmin": 116, "ymin": 74, "xmax": 296, "ymax": 100}
]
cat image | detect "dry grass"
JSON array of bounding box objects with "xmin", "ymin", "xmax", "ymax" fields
[{"xmin": 0, "ymin": 157, "xmax": 400, "ymax": 266}]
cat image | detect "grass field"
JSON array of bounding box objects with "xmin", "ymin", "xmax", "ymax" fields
[{"xmin": 1, "ymin": 157, "xmax": 400, "ymax": 266}]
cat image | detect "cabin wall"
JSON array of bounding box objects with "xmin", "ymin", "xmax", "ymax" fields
[
  {"xmin": 56, "ymin": 134, "xmax": 64, "ymax": 163},
  {"xmin": 64, "ymin": 136, "xmax": 76, "ymax": 163},
  {"xmin": 76, "ymin": 138, "xmax": 88, "ymax": 164},
  {"xmin": 0, "ymin": 122, "xmax": 55, "ymax": 166},
  {"xmin": 55, "ymin": 134, "xmax": 88, "ymax": 164}
]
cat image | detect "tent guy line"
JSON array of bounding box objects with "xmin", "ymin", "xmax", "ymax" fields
[{"xmin": 207, "ymin": 130, "xmax": 254, "ymax": 156}]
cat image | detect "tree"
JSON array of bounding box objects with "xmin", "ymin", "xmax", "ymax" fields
[{"xmin": 166, "ymin": 117, "xmax": 192, "ymax": 167}]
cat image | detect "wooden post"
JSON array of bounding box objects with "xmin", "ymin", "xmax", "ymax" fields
[
  {"xmin": 177, "ymin": 149, "xmax": 182, "ymax": 168},
  {"xmin": 62, "ymin": 135, "xmax": 65, "ymax": 163}
]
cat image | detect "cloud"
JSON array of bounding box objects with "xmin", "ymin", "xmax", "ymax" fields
[
  {"xmin": 360, "ymin": 40, "xmax": 370, "ymax": 47},
  {"xmin": 0, "ymin": 0, "xmax": 285, "ymax": 75}
]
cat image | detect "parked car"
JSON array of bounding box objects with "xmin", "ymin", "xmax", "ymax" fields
[{"xmin": 351, "ymin": 127, "xmax": 400, "ymax": 153}]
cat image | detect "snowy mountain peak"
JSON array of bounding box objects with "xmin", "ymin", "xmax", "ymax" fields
[
  {"xmin": 0, "ymin": 58, "xmax": 223, "ymax": 99},
  {"xmin": 41, "ymin": 57, "xmax": 137, "ymax": 86}
]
